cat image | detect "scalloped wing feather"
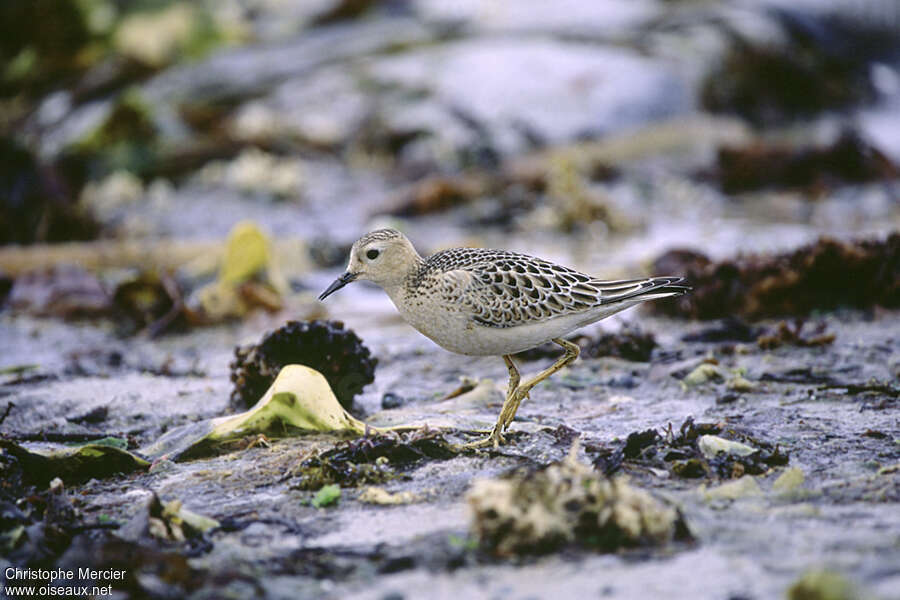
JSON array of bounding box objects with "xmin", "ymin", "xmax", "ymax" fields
[{"xmin": 422, "ymin": 248, "xmax": 686, "ymax": 328}]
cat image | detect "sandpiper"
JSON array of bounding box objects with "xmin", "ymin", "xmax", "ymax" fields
[{"xmin": 319, "ymin": 229, "xmax": 688, "ymax": 448}]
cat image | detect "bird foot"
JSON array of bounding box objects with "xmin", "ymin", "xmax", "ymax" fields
[{"xmin": 460, "ymin": 425, "xmax": 506, "ymax": 450}]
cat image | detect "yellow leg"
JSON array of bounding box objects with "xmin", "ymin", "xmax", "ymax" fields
[
  {"xmin": 465, "ymin": 338, "xmax": 580, "ymax": 449},
  {"xmin": 504, "ymin": 354, "xmax": 522, "ymax": 391},
  {"xmin": 495, "ymin": 355, "xmax": 524, "ymax": 433},
  {"xmin": 464, "ymin": 355, "xmax": 521, "ymax": 444}
]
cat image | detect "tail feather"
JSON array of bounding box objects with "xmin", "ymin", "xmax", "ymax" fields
[{"xmin": 595, "ymin": 276, "xmax": 690, "ymax": 305}]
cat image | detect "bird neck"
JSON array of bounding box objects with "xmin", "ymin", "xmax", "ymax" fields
[{"xmin": 382, "ymin": 254, "xmax": 425, "ymax": 303}]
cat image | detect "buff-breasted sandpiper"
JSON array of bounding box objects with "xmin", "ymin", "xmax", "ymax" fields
[{"xmin": 318, "ymin": 229, "xmax": 688, "ymax": 448}]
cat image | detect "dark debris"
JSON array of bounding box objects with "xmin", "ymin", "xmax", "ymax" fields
[
  {"xmin": 56, "ymin": 532, "xmax": 209, "ymax": 597},
  {"xmin": 681, "ymin": 317, "xmax": 763, "ymax": 343},
  {"xmin": 291, "ymin": 430, "xmax": 457, "ymax": 490},
  {"xmin": 515, "ymin": 325, "xmax": 657, "ymax": 362},
  {"xmin": 111, "ymin": 270, "xmax": 191, "ymax": 337},
  {"xmin": 273, "ymin": 533, "xmax": 480, "ymax": 582},
  {"xmin": 652, "ymin": 234, "xmax": 899, "ymax": 320},
  {"xmin": 1, "ymin": 478, "xmax": 93, "ymax": 568},
  {"xmin": 711, "ymin": 130, "xmax": 895, "ymax": 194},
  {"xmin": 756, "ymin": 320, "xmax": 835, "ymax": 350},
  {"xmin": 760, "ymin": 368, "xmax": 899, "ymax": 398},
  {"xmin": 591, "ymin": 417, "xmax": 789, "ymax": 480},
  {"xmin": 230, "ymin": 320, "xmax": 377, "ymax": 411},
  {"xmin": 0, "ymin": 439, "xmax": 144, "ymax": 487}
]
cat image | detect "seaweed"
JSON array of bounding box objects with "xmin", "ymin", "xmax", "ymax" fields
[
  {"xmin": 5, "ymin": 264, "xmax": 193, "ymax": 335},
  {"xmin": 651, "ymin": 234, "xmax": 900, "ymax": 319},
  {"xmin": 756, "ymin": 320, "xmax": 835, "ymax": 350},
  {"xmin": 515, "ymin": 325, "xmax": 657, "ymax": 362},
  {"xmin": 54, "ymin": 532, "xmax": 208, "ymax": 596},
  {"xmin": 712, "ymin": 130, "xmax": 895, "ymax": 194},
  {"xmin": 311, "ymin": 485, "xmax": 341, "ymax": 508},
  {"xmin": 117, "ymin": 491, "xmax": 218, "ymax": 551},
  {"xmin": 70, "ymin": 90, "xmax": 161, "ymax": 177},
  {"xmin": 0, "ymin": 447, "xmax": 28, "ymax": 504},
  {"xmin": 759, "ymin": 368, "xmax": 899, "ymax": 398},
  {"xmin": 0, "ymin": 440, "xmax": 148, "ymax": 487},
  {"xmin": 386, "ymin": 176, "xmax": 485, "ymax": 217},
  {"xmin": 230, "ymin": 320, "xmax": 377, "ymax": 411},
  {"xmin": 581, "ymin": 325, "xmax": 657, "ymax": 362},
  {"xmin": 291, "ymin": 430, "xmax": 456, "ymax": 490},
  {"xmin": 274, "ymin": 533, "xmax": 479, "ymax": 581},
  {"xmin": 591, "ymin": 417, "xmax": 789, "ymax": 480},
  {"xmin": 787, "ymin": 570, "xmax": 860, "ymax": 600},
  {"xmin": 1, "ymin": 478, "xmax": 100, "ymax": 567}
]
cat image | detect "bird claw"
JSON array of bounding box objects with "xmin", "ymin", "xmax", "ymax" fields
[{"xmin": 460, "ymin": 425, "xmax": 506, "ymax": 450}]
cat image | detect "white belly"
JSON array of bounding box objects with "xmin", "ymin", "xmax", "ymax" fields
[
  {"xmin": 392, "ymin": 298, "xmax": 622, "ymax": 356},
  {"xmin": 384, "ymin": 283, "xmax": 645, "ymax": 356}
]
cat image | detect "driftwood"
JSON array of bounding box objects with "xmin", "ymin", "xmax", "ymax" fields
[{"xmin": 0, "ymin": 238, "xmax": 310, "ymax": 276}]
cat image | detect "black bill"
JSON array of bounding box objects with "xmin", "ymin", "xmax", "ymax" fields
[{"xmin": 318, "ymin": 272, "xmax": 358, "ymax": 301}]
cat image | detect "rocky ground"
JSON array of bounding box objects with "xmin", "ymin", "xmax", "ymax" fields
[
  {"xmin": 1, "ymin": 1, "xmax": 899, "ymax": 599},
  {"xmin": 1, "ymin": 306, "xmax": 898, "ymax": 599}
]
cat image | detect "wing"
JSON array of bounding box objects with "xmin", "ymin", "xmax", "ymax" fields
[{"xmin": 428, "ymin": 248, "xmax": 687, "ymax": 328}]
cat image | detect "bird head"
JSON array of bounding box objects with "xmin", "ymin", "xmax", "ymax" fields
[{"xmin": 318, "ymin": 229, "xmax": 420, "ymax": 300}]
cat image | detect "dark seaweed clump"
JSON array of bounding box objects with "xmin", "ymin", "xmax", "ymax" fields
[
  {"xmin": 515, "ymin": 325, "xmax": 657, "ymax": 362},
  {"xmin": 581, "ymin": 326, "xmax": 657, "ymax": 362},
  {"xmin": 2, "ymin": 472, "xmax": 208, "ymax": 595},
  {"xmin": 0, "ymin": 439, "xmax": 146, "ymax": 488},
  {"xmin": 651, "ymin": 234, "xmax": 900, "ymax": 320},
  {"xmin": 681, "ymin": 317, "xmax": 834, "ymax": 349},
  {"xmin": 1, "ymin": 477, "xmax": 81, "ymax": 567},
  {"xmin": 713, "ymin": 130, "xmax": 895, "ymax": 194},
  {"xmin": 230, "ymin": 320, "xmax": 377, "ymax": 411},
  {"xmin": 292, "ymin": 430, "xmax": 456, "ymax": 490},
  {"xmin": 591, "ymin": 417, "xmax": 789, "ymax": 480},
  {"xmin": 0, "ymin": 449, "xmax": 29, "ymax": 505}
]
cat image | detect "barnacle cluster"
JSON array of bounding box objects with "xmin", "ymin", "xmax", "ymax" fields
[
  {"xmin": 230, "ymin": 320, "xmax": 377, "ymax": 411},
  {"xmin": 467, "ymin": 450, "xmax": 683, "ymax": 556}
]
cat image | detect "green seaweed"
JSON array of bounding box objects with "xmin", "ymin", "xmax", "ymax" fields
[{"xmin": 311, "ymin": 484, "xmax": 341, "ymax": 508}]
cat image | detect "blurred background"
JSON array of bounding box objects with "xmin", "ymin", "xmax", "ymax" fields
[
  {"xmin": 1, "ymin": 5, "xmax": 898, "ymax": 597},
  {"xmin": 1, "ymin": 0, "xmax": 898, "ymax": 333}
]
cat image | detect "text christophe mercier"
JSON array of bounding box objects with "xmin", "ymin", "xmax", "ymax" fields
[{"xmin": 4, "ymin": 567, "xmax": 126, "ymax": 595}]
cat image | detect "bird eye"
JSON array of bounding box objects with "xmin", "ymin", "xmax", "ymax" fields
[{"xmin": 366, "ymin": 249, "xmax": 380, "ymax": 260}]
